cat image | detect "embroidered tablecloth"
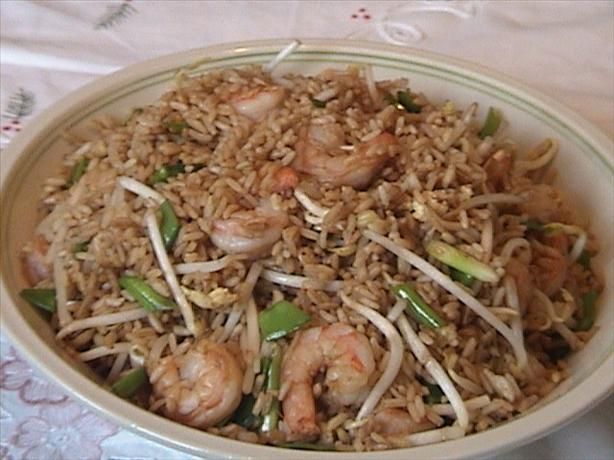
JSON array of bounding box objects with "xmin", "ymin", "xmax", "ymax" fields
[{"xmin": 1, "ymin": 1, "xmax": 612, "ymax": 459}]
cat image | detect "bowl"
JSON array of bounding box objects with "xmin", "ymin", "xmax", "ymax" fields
[{"xmin": 1, "ymin": 39, "xmax": 612, "ymax": 459}]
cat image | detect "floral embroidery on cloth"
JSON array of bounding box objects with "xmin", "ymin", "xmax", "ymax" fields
[
  {"xmin": 345, "ymin": 1, "xmax": 476, "ymax": 44},
  {"xmin": 0, "ymin": 346, "xmax": 67, "ymax": 405},
  {"xmin": 1, "ymin": 88, "xmax": 35, "ymax": 150},
  {"xmin": 10, "ymin": 401, "xmax": 117, "ymax": 460},
  {"xmin": 94, "ymin": 0, "xmax": 137, "ymax": 30}
]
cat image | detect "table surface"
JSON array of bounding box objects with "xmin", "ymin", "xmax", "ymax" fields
[{"xmin": 1, "ymin": 1, "xmax": 612, "ymax": 459}]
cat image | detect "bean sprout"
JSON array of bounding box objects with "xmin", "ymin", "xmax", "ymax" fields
[
  {"xmin": 340, "ymin": 293, "xmax": 403, "ymax": 420},
  {"xmin": 396, "ymin": 314, "xmax": 469, "ymax": 428},
  {"xmin": 263, "ymin": 40, "xmax": 300, "ymax": 73},
  {"xmin": 145, "ymin": 211, "xmax": 199, "ymax": 336},
  {"xmin": 364, "ymin": 230, "xmax": 528, "ymax": 369},
  {"xmin": 57, "ymin": 309, "xmax": 148, "ymax": 339}
]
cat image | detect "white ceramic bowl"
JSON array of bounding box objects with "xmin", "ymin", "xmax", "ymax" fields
[{"xmin": 1, "ymin": 39, "xmax": 612, "ymax": 460}]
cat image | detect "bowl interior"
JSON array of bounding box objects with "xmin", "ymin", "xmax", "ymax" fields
[{"xmin": 1, "ymin": 40, "xmax": 612, "ymax": 459}]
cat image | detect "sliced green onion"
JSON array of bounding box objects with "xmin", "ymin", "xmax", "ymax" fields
[
  {"xmin": 165, "ymin": 120, "xmax": 188, "ymax": 134},
  {"xmin": 111, "ymin": 367, "xmax": 147, "ymax": 398},
  {"xmin": 310, "ymin": 97, "xmax": 326, "ymax": 108},
  {"xmin": 159, "ymin": 200, "xmax": 180, "ymax": 251},
  {"xmin": 575, "ymin": 289, "xmax": 598, "ymax": 331},
  {"xmin": 450, "ymin": 268, "xmax": 475, "ymax": 288},
  {"xmin": 19, "ymin": 288, "xmax": 56, "ymax": 313},
  {"xmin": 546, "ymin": 335, "xmax": 572, "ymax": 361},
  {"xmin": 149, "ymin": 163, "xmax": 185, "ymax": 185},
  {"xmin": 426, "ymin": 240, "xmax": 499, "ymax": 283},
  {"xmin": 396, "ymin": 90, "xmax": 421, "ymax": 113},
  {"xmin": 383, "ymin": 92, "xmax": 398, "ymax": 105},
  {"xmin": 260, "ymin": 355, "xmax": 272, "ymax": 379},
  {"xmin": 279, "ymin": 442, "xmax": 334, "ymax": 451},
  {"xmin": 478, "ymin": 107, "xmax": 502, "ymax": 139},
  {"xmin": 258, "ymin": 300, "xmax": 311, "ymax": 341},
  {"xmin": 392, "ymin": 284, "xmax": 446, "ymax": 329},
  {"xmin": 543, "ymin": 222, "xmax": 582, "ymax": 235},
  {"xmin": 523, "ymin": 219, "xmax": 544, "ymax": 232},
  {"xmin": 231, "ymin": 394, "xmax": 262, "ymax": 430},
  {"xmin": 424, "ymin": 382, "xmax": 444, "ymax": 405},
  {"xmin": 118, "ymin": 275, "xmax": 176, "ymax": 312},
  {"xmin": 72, "ymin": 241, "xmax": 90, "ymax": 253},
  {"xmin": 149, "ymin": 162, "xmax": 204, "ymax": 185},
  {"xmin": 261, "ymin": 345, "xmax": 282, "ymax": 432},
  {"xmin": 577, "ymin": 250, "xmax": 591, "ymax": 270},
  {"xmin": 67, "ymin": 158, "xmax": 89, "ymax": 187}
]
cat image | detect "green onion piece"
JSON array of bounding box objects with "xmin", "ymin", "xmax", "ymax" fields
[
  {"xmin": 548, "ymin": 344, "xmax": 571, "ymax": 361},
  {"xmin": 231, "ymin": 394, "xmax": 262, "ymax": 430},
  {"xmin": 310, "ymin": 97, "xmax": 326, "ymax": 108},
  {"xmin": 111, "ymin": 367, "xmax": 147, "ymax": 398},
  {"xmin": 478, "ymin": 107, "xmax": 502, "ymax": 139},
  {"xmin": 450, "ymin": 268, "xmax": 475, "ymax": 288},
  {"xmin": 383, "ymin": 92, "xmax": 404, "ymax": 110},
  {"xmin": 524, "ymin": 219, "xmax": 544, "ymax": 232},
  {"xmin": 165, "ymin": 120, "xmax": 188, "ymax": 134},
  {"xmin": 67, "ymin": 158, "xmax": 89, "ymax": 187},
  {"xmin": 72, "ymin": 241, "xmax": 90, "ymax": 253},
  {"xmin": 577, "ymin": 250, "xmax": 591, "ymax": 270},
  {"xmin": 261, "ymin": 345, "xmax": 282, "ymax": 432},
  {"xmin": 426, "ymin": 240, "xmax": 499, "ymax": 283},
  {"xmin": 258, "ymin": 300, "xmax": 311, "ymax": 341},
  {"xmin": 546, "ymin": 335, "xmax": 572, "ymax": 361},
  {"xmin": 159, "ymin": 200, "xmax": 180, "ymax": 251},
  {"xmin": 148, "ymin": 163, "xmax": 186, "ymax": 185},
  {"xmin": 19, "ymin": 288, "xmax": 56, "ymax": 313},
  {"xmin": 396, "ymin": 90, "xmax": 421, "ymax": 113},
  {"xmin": 260, "ymin": 355, "xmax": 272, "ymax": 379},
  {"xmin": 279, "ymin": 442, "xmax": 334, "ymax": 451},
  {"xmin": 575, "ymin": 289, "xmax": 598, "ymax": 331},
  {"xmin": 118, "ymin": 275, "xmax": 176, "ymax": 312},
  {"xmin": 383, "ymin": 92, "xmax": 397, "ymax": 105},
  {"xmin": 424, "ymin": 383, "xmax": 444, "ymax": 405},
  {"xmin": 392, "ymin": 284, "xmax": 446, "ymax": 329}
]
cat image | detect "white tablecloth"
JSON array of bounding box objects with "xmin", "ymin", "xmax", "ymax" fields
[{"xmin": 1, "ymin": 1, "xmax": 612, "ymax": 459}]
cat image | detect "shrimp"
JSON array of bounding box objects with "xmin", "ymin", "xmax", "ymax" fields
[
  {"xmin": 230, "ymin": 86, "xmax": 285, "ymax": 121},
  {"xmin": 293, "ymin": 124, "xmax": 399, "ymax": 189},
  {"xmin": 484, "ymin": 149, "xmax": 512, "ymax": 192},
  {"xmin": 148, "ymin": 339, "xmax": 243, "ymax": 429},
  {"xmin": 22, "ymin": 234, "xmax": 51, "ymax": 285},
  {"xmin": 271, "ymin": 166, "xmax": 300, "ymax": 193},
  {"xmin": 281, "ymin": 323, "xmax": 376, "ymax": 440},
  {"xmin": 366, "ymin": 408, "xmax": 434, "ymax": 437},
  {"xmin": 532, "ymin": 234, "xmax": 569, "ymax": 296},
  {"xmin": 210, "ymin": 204, "xmax": 288, "ymax": 258},
  {"xmin": 505, "ymin": 258, "xmax": 533, "ymax": 311},
  {"xmin": 516, "ymin": 184, "xmax": 565, "ymax": 222}
]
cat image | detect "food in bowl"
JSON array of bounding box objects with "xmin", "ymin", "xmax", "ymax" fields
[{"xmin": 18, "ymin": 44, "xmax": 602, "ymax": 451}]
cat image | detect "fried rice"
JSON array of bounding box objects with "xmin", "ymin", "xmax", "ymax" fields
[{"xmin": 20, "ymin": 45, "xmax": 602, "ymax": 452}]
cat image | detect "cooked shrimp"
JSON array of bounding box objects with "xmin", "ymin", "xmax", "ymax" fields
[
  {"xmin": 281, "ymin": 323, "xmax": 376, "ymax": 440},
  {"xmin": 532, "ymin": 238, "xmax": 568, "ymax": 297},
  {"xmin": 22, "ymin": 234, "xmax": 51, "ymax": 285},
  {"xmin": 516, "ymin": 184, "xmax": 564, "ymax": 222},
  {"xmin": 230, "ymin": 86, "xmax": 285, "ymax": 121},
  {"xmin": 505, "ymin": 258, "xmax": 533, "ymax": 311},
  {"xmin": 484, "ymin": 149, "xmax": 512, "ymax": 192},
  {"xmin": 210, "ymin": 204, "xmax": 288, "ymax": 258},
  {"xmin": 148, "ymin": 339, "xmax": 243, "ymax": 429},
  {"xmin": 271, "ymin": 166, "xmax": 299, "ymax": 193},
  {"xmin": 293, "ymin": 124, "xmax": 399, "ymax": 189},
  {"xmin": 367, "ymin": 408, "xmax": 434, "ymax": 437}
]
